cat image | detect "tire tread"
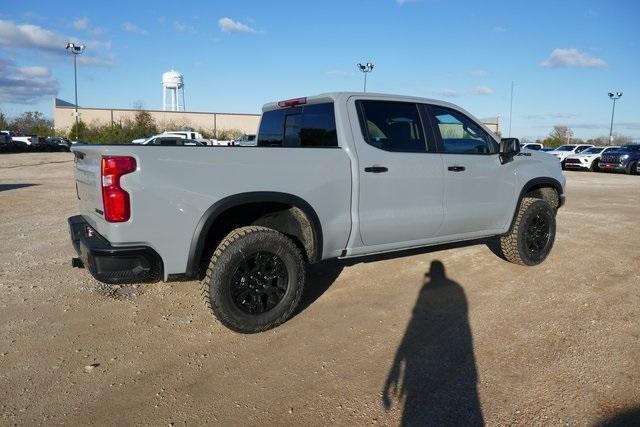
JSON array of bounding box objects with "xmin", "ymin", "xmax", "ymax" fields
[{"xmin": 201, "ymin": 226, "xmax": 305, "ymax": 333}]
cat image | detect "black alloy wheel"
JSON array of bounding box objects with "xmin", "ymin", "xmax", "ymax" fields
[
  {"xmin": 230, "ymin": 251, "xmax": 289, "ymax": 314},
  {"xmin": 524, "ymin": 212, "xmax": 551, "ymax": 258}
]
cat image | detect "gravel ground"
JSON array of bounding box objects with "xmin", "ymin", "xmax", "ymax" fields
[{"xmin": 0, "ymin": 152, "xmax": 639, "ymax": 425}]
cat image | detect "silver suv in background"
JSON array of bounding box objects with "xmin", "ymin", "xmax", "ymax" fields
[
  {"xmin": 564, "ymin": 146, "xmax": 619, "ymax": 172},
  {"xmin": 549, "ymin": 144, "xmax": 595, "ymax": 168}
]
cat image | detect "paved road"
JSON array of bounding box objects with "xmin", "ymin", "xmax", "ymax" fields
[{"xmin": 1, "ymin": 153, "xmax": 638, "ymax": 425}]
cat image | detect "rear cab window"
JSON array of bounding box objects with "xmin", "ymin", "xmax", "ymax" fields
[{"xmin": 257, "ymin": 102, "xmax": 338, "ymax": 148}]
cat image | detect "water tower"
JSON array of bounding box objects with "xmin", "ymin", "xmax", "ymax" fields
[{"xmin": 162, "ymin": 69, "xmax": 185, "ymax": 111}]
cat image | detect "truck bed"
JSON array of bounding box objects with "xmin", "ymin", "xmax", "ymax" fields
[{"xmin": 72, "ymin": 145, "xmax": 353, "ymax": 278}]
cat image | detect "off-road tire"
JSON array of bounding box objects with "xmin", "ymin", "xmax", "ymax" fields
[
  {"xmin": 201, "ymin": 226, "xmax": 305, "ymax": 333},
  {"xmin": 498, "ymin": 197, "xmax": 556, "ymax": 266},
  {"xmin": 628, "ymin": 161, "xmax": 638, "ymax": 175}
]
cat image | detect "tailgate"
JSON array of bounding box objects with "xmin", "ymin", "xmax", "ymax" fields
[{"xmin": 73, "ymin": 148, "xmax": 102, "ymax": 220}]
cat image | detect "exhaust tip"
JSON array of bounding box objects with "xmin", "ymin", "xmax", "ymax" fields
[{"xmin": 72, "ymin": 257, "xmax": 84, "ymax": 268}]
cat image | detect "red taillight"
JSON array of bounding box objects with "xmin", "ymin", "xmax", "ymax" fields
[
  {"xmin": 101, "ymin": 156, "xmax": 136, "ymax": 222},
  {"xmin": 277, "ymin": 97, "xmax": 307, "ymax": 108}
]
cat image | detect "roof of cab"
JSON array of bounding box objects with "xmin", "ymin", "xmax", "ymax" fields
[{"xmin": 262, "ymin": 91, "xmax": 463, "ymax": 112}]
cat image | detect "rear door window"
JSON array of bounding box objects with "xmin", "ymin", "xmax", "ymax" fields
[
  {"xmin": 258, "ymin": 102, "xmax": 338, "ymax": 147},
  {"xmin": 357, "ymin": 101, "xmax": 427, "ymax": 152}
]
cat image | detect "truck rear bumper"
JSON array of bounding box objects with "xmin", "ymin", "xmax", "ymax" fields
[{"xmin": 68, "ymin": 215, "xmax": 162, "ymax": 284}]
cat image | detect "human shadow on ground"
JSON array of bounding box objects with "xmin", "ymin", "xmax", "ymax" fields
[
  {"xmin": 597, "ymin": 406, "xmax": 640, "ymax": 426},
  {"xmin": 382, "ymin": 260, "xmax": 484, "ymax": 426}
]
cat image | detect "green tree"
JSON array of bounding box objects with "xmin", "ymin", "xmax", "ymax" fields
[
  {"xmin": 544, "ymin": 125, "xmax": 574, "ymax": 148},
  {"xmin": 0, "ymin": 110, "xmax": 9, "ymax": 130},
  {"xmin": 68, "ymin": 120, "xmax": 89, "ymax": 141},
  {"xmin": 10, "ymin": 111, "xmax": 55, "ymax": 136}
]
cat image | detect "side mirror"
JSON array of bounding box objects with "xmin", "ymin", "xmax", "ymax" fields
[{"xmin": 500, "ymin": 138, "xmax": 520, "ymax": 163}]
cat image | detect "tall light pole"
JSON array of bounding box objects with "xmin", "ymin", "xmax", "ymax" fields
[
  {"xmin": 66, "ymin": 42, "xmax": 85, "ymax": 141},
  {"xmin": 508, "ymin": 81, "xmax": 514, "ymax": 137},
  {"xmin": 357, "ymin": 62, "xmax": 374, "ymax": 92},
  {"xmin": 608, "ymin": 91, "xmax": 622, "ymax": 144}
]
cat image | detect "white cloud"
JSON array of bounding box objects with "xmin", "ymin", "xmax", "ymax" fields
[
  {"xmin": 540, "ymin": 48, "xmax": 607, "ymax": 68},
  {"xmin": 218, "ymin": 17, "xmax": 256, "ymax": 33},
  {"xmin": 472, "ymin": 86, "xmax": 494, "ymax": 95},
  {"xmin": 435, "ymin": 89, "xmax": 460, "ymax": 98},
  {"xmin": 122, "ymin": 22, "xmax": 148, "ymax": 35},
  {"xmin": 72, "ymin": 17, "xmax": 105, "ymax": 36},
  {"xmin": 617, "ymin": 122, "xmax": 640, "ymax": 130},
  {"xmin": 73, "ymin": 17, "xmax": 89, "ymax": 30},
  {"xmin": 470, "ymin": 69, "xmax": 488, "ymax": 77},
  {"xmin": 174, "ymin": 21, "xmax": 196, "ymax": 33},
  {"xmin": 77, "ymin": 56, "xmax": 114, "ymax": 67},
  {"xmin": 16, "ymin": 65, "xmax": 50, "ymax": 78},
  {"xmin": 0, "ymin": 59, "xmax": 58, "ymax": 104},
  {"xmin": 522, "ymin": 112, "xmax": 579, "ymax": 120},
  {"xmin": 493, "ymin": 26, "xmax": 507, "ymax": 32},
  {"xmin": 326, "ymin": 69, "xmax": 354, "ymax": 77},
  {"xmin": 0, "ymin": 19, "xmax": 69, "ymax": 54},
  {"xmin": 0, "ymin": 19, "xmax": 113, "ymax": 67}
]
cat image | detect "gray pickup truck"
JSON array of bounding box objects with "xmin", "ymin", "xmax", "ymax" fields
[{"xmin": 69, "ymin": 92, "xmax": 565, "ymax": 333}]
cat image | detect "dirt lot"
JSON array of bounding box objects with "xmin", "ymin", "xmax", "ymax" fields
[{"xmin": 0, "ymin": 152, "xmax": 638, "ymax": 425}]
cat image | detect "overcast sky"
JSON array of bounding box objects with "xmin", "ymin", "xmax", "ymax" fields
[{"xmin": 1, "ymin": 0, "xmax": 639, "ymax": 140}]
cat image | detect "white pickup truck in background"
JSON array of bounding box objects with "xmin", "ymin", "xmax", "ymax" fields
[{"xmin": 69, "ymin": 92, "xmax": 565, "ymax": 333}]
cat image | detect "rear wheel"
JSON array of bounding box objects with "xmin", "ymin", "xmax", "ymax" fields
[
  {"xmin": 201, "ymin": 226, "xmax": 305, "ymax": 333},
  {"xmin": 498, "ymin": 198, "xmax": 556, "ymax": 266},
  {"xmin": 590, "ymin": 159, "xmax": 599, "ymax": 172}
]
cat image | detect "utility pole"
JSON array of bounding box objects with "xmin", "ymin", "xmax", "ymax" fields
[{"xmin": 66, "ymin": 43, "xmax": 85, "ymax": 141}]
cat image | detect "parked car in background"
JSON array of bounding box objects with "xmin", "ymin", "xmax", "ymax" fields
[
  {"xmin": 45, "ymin": 137, "xmax": 72, "ymax": 152},
  {"xmin": 0, "ymin": 131, "xmax": 11, "ymax": 149},
  {"xmin": 233, "ymin": 134, "xmax": 257, "ymax": 146},
  {"xmin": 564, "ymin": 146, "xmax": 619, "ymax": 172},
  {"xmin": 12, "ymin": 135, "xmax": 39, "ymax": 147},
  {"xmin": 68, "ymin": 92, "xmax": 566, "ymax": 333},
  {"xmin": 133, "ymin": 131, "xmax": 208, "ymax": 145},
  {"xmin": 550, "ymin": 144, "xmax": 595, "ymax": 169},
  {"xmin": 598, "ymin": 144, "xmax": 640, "ymax": 174},
  {"xmin": 520, "ymin": 142, "xmax": 544, "ymax": 151},
  {"xmin": 142, "ymin": 136, "xmax": 204, "ymax": 146},
  {"xmin": 540, "ymin": 147, "xmax": 555, "ymax": 152}
]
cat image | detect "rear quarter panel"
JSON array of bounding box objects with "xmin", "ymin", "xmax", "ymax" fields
[{"xmin": 71, "ymin": 145, "xmax": 352, "ymax": 277}]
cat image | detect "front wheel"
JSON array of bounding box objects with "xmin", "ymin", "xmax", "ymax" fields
[
  {"xmin": 497, "ymin": 198, "xmax": 556, "ymax": 266},
  {"xmin": 201, "ymin": 226, "xmax": 305, "ymax": 333},
  {"xmin": 627, "ymin": 161, "xmax": 638, "ymax": 175}
]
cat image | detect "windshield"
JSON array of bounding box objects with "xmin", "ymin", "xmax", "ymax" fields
[
  {"xmin": 555, "ymin": 145, "xmax": 576, "ymax": 152},
  {"xmin": 581, "ymin": 147, "xmax": 604, "ymax": 154},
  {"xmin": 616, "ymin": 144, "xmax": 640, "ymax": 152}
]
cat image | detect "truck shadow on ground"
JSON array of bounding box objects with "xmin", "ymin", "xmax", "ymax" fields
[
  {"xmin": 0, "ymin": 183, "xmax": 39, "ymax": 192},
  {"xmin": 298, "ymin": 237, "xmax": 494, "ymax": 315}
]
